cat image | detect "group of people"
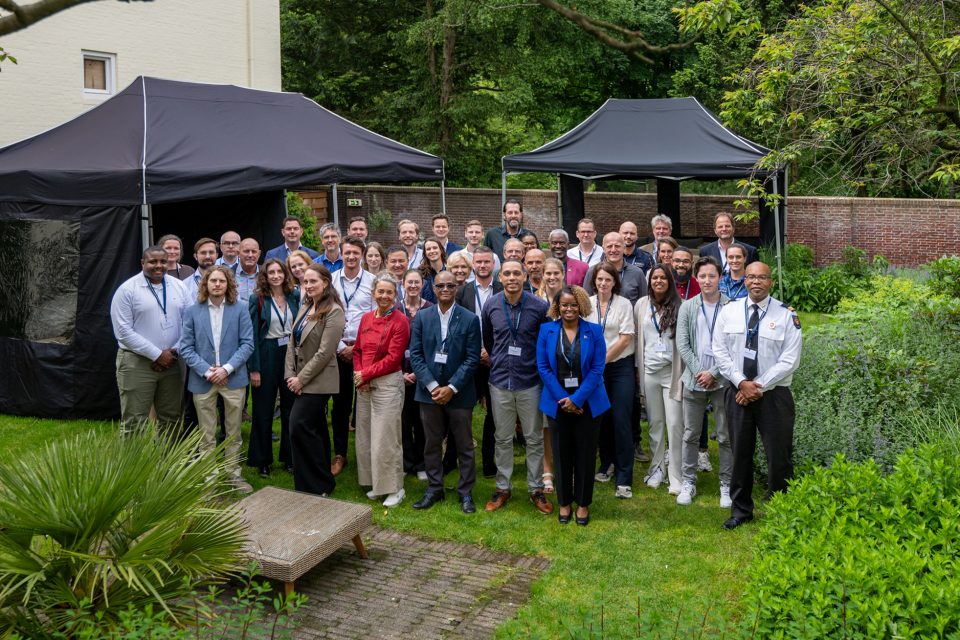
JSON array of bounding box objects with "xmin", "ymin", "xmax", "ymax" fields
[{"xmin": 110, "ymin": 202, "xmax": 801, "ymax": 528}]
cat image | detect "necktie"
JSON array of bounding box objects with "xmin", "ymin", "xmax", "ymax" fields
[{"xmin": 744, "ymin": 303, "xmax": 759, "ymax": 380}]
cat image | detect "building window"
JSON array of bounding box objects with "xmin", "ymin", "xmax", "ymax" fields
[{"xmin": 82, "ymin": 51, "xmax": 115, "ymax": 95}]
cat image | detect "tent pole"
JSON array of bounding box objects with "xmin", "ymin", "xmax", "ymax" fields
[
  {"xmin": 783, "ymin": 165, "xmax": 790, "ymax": 237},
  {"xmin": 140, "ymin": 204, "xmax": 152, "ymax": 251},
  {"xmin": 557, "ymin": 174, "xmax": 562, "ymax": 226},
  {"xmin": 772, "ymin": 174, "xmax": 784, "ymax": 300},
  {"xmin": 331, "ymin": 184, "xmax": 339, "ymax": 228},
  {"xmin": 501, "ymin": 172, "xmax": 507, "ymax": 208},
  {"xmin": 441, "ymin": 180, "xmax": 447, "ymax": 214}
]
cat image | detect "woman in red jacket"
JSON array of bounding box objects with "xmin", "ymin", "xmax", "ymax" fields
[{"xmin": 353, "ymin": 272, "xmax": 411, "ymax": 508}]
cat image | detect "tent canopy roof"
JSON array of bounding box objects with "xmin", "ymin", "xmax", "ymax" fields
[
  {"xmin": 502, "ymin": 97, "xmax": 773, "ymax": 180},
  {"xmin": 0, "ymin": 76, "xmax": 444, "ymax": 206}
]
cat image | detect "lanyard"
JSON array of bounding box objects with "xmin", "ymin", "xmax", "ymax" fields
[
  {"xmin": 269, "ymin": 297, "xmax": 290, "ymax": 331},
  {"xmin": 340, "ymin": 273, "xmax": 363, "ymax": 308},
  {"xmin": 744, "ymin": 298, "xmax": 769, "ymax": 343},
  {"xmin": 579, "ymin": 246, "xmax": 596, "ymax": 263},
  {"xmin": 595, "ymin": 294, "xmax": 613, "ymax": 333},
  {"xmin": 679, "ymin": 281, "xmax": 693, "ymax": 300},
  {"xmin": 700, "ymin": 299, "xmax": 721, "ymax": 338},
  {"xmin": 561, "ymin": 329, "xmax": 578, "ymax": 367},
  {"xmin": 294, "ymin": 307, "xmax": 311, "ymax": 345},
  {"xmin": 502, "ymin": 294, "xmax": 525, "ymax": 343},
  {"xmin": 145, "ymin": 277, "xmax": 167, "ymax": 316},
  {"xmin": 650, "ymin": 304, "xmax": 664, "ymax": 338}
]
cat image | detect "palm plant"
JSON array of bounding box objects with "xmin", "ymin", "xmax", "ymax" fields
[{"xmin": 0, "ymin": 429, "xmax": 248, "ymax": 637}]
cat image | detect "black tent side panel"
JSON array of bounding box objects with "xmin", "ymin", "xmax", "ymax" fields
[{"xmin": 0, "ymin": 202, "xmax": 139, "ymax": 419}]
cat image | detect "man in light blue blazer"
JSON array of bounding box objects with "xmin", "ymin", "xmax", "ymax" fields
[
  {"xmin": 410, "ymin": 271, "xmax": 482, "ymax": 513},
  {"xmin": 180, "ymin": 266, "xmax": 256, "ymax": 492}
]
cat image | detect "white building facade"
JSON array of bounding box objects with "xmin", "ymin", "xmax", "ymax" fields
[{"xmin": 0, "ymin": 0, "xmax": 281, "ymax": 147}]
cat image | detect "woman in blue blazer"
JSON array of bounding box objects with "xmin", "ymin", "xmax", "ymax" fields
[{"xmin": 537, "ymin": 286, "xmax": 610, "ymax": 525}]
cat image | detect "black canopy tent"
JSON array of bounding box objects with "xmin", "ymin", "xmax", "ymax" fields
[
  {"xmin": 0, "ymin": 76, "xmax": 444, "ymax": 419},
  {"xmin": 501, "ymin": 97, "xmax": 786, "ymax": 250}
]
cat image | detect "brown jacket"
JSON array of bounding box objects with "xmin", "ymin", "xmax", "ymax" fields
[{"xmin": 284, "ymin": 304, "xmax": 345, "ymax": 395}]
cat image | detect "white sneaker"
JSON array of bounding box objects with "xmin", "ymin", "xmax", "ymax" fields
[
  {"xmin": 677, "ymin": 482, "xmax": 696, "ymax": 505},
  {"xmin": 366, "ymin": 490, "xmax": 379, "ymax": 500},
  {"xmin": 383, "ymin": 489, "xmax": 405, "ymax": 508},
  {"xmin": 416, "ymin": 471, "xmax": 428, "ymax": 481},
  {"xmin": 615, "ymin": 485, "xmax": 633, "ymax": 499},
  {"xmin": 644, "ymin": 467, "xmax": 664, "ymax": 489},
  {"xmin": 594, "ymin": 463, "xmax": 615, "ymax": 483},
  {"xmin": 668, "ymin": 484, "xmax": 682, "ymax": 496},
  {"xmin": 698, "ymin": 451, "xmax": 713, "ymax": 472},
  {"xmin": 719, "ymin": 483, "xmax": 732, "ymax": 508}
]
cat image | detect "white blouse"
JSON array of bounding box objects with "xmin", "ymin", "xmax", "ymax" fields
[{"xmin": 588, "ymin": 294, "xmax": 635, "ymax": 362}]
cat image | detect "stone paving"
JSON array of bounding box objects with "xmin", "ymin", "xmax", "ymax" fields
[{"xmin": 288, "ymin": 525, "xmax": 550, "ymax": 639}]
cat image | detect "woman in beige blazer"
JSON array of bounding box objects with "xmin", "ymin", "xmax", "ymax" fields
[{"xmin": 285, "ymin": 263, "xmax": 346, "ymax": 495}]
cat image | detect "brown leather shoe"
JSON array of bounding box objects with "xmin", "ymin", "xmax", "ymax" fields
[
  {"xmin": 331, "ymin": 455, "xmax": 347, "ymax": 476},
  {"xmin": 530, "ymin": 490, "xmax": 554, "ymax": 515},
  {"xmin": 485, "ymin": 490, "xmax": 512, "ymax": 512}
]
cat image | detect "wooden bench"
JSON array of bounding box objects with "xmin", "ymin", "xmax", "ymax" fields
[{"xmin": 236, "ymin": 486, "xmax": 373, "ymax": 595}]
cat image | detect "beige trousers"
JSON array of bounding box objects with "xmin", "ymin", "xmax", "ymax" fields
[
  {"xmin": 355, "ymin": 371, "xmax": 405, "ymax": 495},
  {"xmin": 194, "ymin": 385, "xmax": 245, "ymax": 478}
]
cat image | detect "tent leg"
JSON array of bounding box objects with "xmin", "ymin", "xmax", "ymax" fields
[
  {"xmin": 441, "ymin": 180, "xmax": 447, "ymax": 214},
  {"xmin": 772, "ymin": 174, "xmax": 784, "ymax": 301},
  {"xmin": 140, "ymin": 204, "xmax": 152, "ymax": 252},
  {"xmin": 331, "ymin": 184, "xmax": 339, "ymax": 228},
  {"xmin": 501, "ymin": 173, "xmax": 507, "ymax": 208}
]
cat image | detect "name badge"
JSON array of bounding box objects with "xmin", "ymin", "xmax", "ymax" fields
[
  {"xmin": 508, "ymin": 346, "xmax": 522, "ymax": 357},
  {"xmin": 278, "ymin": 336, "xmax": 289, "ymax": 347},
  {"xmin": 160, "ymin": 316, "xmax": 173, "ymax": 330},
  {"xmin": 434, "ymin": 353, "xmax": 448, "ymax": 364},
  {"xmin": 404, "ymin": 349, "xmax": 411, "ymax": 360},
  {"xmin": 744, "ymin": 348, "xmax": 757, "ymax": 360},
  {"xmin": 655, "ymin": 341, "xmax": 668, "ymax": 353},
  {"xmin": 564, "ymin": 377, "xmax": 579, "ymax": 389}
]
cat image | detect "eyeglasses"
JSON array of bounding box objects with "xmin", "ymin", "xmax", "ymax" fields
[
  {"xmin": 744, "ymin": 274, "xmax": 772, "ymax": 282},
  {"xmin": 433, "ymin": 283, "xmax": 458, "ymax": 290},
  {"xmin": 220, "ymin": 241, "xmax": 240, "ymax": 246}
]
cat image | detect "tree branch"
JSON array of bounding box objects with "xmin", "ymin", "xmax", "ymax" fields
[{"xmin": 0, "ymin": 0, "xmax": 150, "ymax": 37}]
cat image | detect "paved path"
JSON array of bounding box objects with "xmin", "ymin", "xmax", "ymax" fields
[{"xmin": 290, "ymin": 526, "xmax": 550, "ymax": 639}]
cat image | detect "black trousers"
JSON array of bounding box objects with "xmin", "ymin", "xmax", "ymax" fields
[
  {"xmin": 290, "ymin": 392, "xmax": 336, "ymax": 496},
  {"xmin": 549, "ymin": 408, "xmax": 601, "ymax": 507},
  {"xmin": 421, "ymin": 403, "xmax": 476, "ymax": 497},
  {"xmin": 330, "ymin": 355, "xmax": 355, "ymax": 459},
  {"xmin": 476, "ymin": 365, "xmax": 497, "ymax": 477},
  {"xmin": 248, "ymin": 338, "xmax": 294, "ymax": 467},
  {"xmin": 596, "ymin": 357, "xmax": 636, "ymax": 485},
  {"xmin": 725, "ymin": 384, "xmax": 795, "ymax": 519},
  {"xmin": 402, "ymin": 380, "xmax": 426, "ymax": 473}
]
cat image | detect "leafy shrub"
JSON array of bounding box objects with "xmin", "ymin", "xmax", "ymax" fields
[
  {"xmin": 928, "ymin": 255, "xmax": 960, "ymax": 299},
  {"xmin": 285, "ymin": 191, "xmax": 320, "ymax": 251},
  {"xmin": 742, "ymin": 445, "xmax": 960, "ymax": 639},
  {"xmin": 790, "ymin": 276, "xmax": 960, "ymax": 470},
  {"xmin": 0, "ymin": 430, "xmax": 248, "ymax": 638}
]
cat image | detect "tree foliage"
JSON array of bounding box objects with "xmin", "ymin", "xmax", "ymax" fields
[{"xmin": 722, "ymin": 0, "xmax": 960, "ymax": 197}]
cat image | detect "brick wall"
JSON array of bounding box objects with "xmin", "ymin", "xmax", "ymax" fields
[{"xmin": 298, "ymin": 186, "xmax": 960, "ymax": 267}]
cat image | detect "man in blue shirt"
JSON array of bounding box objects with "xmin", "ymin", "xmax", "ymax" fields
[
  {"xmin": 481, "ymin": 260, "xmax": 552, "ymax": 515},
  {"xmin": 316, "ymin": 223, "xmax": 344, "ymax": 272},
  {"xmin": 264, "ymin": 216, "xmax": 320, "ymax": 262}
]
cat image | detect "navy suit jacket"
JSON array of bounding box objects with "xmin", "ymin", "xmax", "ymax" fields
[
  {"xmin": 454, "ymin": 280, "xmax": 503, "ymax": 315},
  {"xmin": 180, "ymin": 300, "xmax": 255, "ymax": 393},
  {"xmin": 264, "ymin": 244, "xmax": 320, "ymax": 263},
  {"xmin": 699, "ymin": 240, "xmax": 758, "ymax": 269},
  {"xmin": 536, "ymin": 319, "xmax": 610, "ymax": 419},
  {"xmin": 409, "ymin": 303, "xmax": 481, "ymax": 409}
]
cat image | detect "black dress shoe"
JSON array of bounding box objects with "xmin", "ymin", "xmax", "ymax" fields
[
  {"xmin": 575, "ymin": 510, "xmax": 590, "ymax": 526},
  {"xmin": 413, "ymin": 491, "xmax": 445, "ymax": 510},
  {"xmin": 558, "ymin": 509, "xmax": 572, "ymax": 525},
  {"xmin": 722, "ymin": 515, "xmax": 753, "ymax": 530},
  {"xmin": 460, "ymin": 495, "xmax": 476, "ymax": 514},
  {"xmin": 258, "ymin": 466, "xmax": 270, "ymax": 478}
]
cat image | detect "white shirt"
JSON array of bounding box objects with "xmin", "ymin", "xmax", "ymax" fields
[
  {"xmin": 406, "ymin": 246, "xmax": 423, "ymax": 270},
  {"xmin": 205, "ymin": 300, "xmax": 235, "ymax": 375},
  {"xmin": 639, "ymin": 303, "xmax": 674, "ymax": 373},
  {"xmin": 425, "ymin": 304, "xmax": 459, "ymax": 394},
  {"xmin": 694, "ymin": 298, "xmax": 721, "ymax": 390},
  {"xmin": 333, "ymin": 269, "xmax": 374, "ymax": 349},
  {"xmin": 183, "ymin": 269, "xmax": 202, "ymax": 303},
  {"xmin": 568, "ymin": 244, "xmax": 603, "ymax": 267},
  {"xmin": 589, "ymin": 294, "xmax": 635, "ymax": 362},
  {"xmin": 110, "ymin": 273, "xmax": 190, "ymax": 361},
  {"xmin": 265, "ymin": 297, "xmax": 292, "ymax": 339},
  {"xmin": 713, "ymin": 295, "xmax": 802, "ymax": 391}
]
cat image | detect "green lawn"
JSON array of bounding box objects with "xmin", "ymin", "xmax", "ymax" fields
[{"xmin": 0, "ymin": 406, "xmax": 759, "ymax": 638}]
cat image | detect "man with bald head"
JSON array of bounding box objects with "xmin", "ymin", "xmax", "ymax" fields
[
  {"xmin": 235, "ymin": 238, "xmax": 261, "ymax": 303},
  {"xmin": 620, "ymin": 221, "xmax": 655, "ymax": 274},
  {"xmin": 713, "ymin": 261, "xmax": 802, "ymax": 530},
  {"xmin": 215, "ymin": 231, "xmax": 241, "ymax": 269},
  {"xmin": 582, "ymin": 232, "xmax": 647, "ymax": 306},
  {"xmin": 523, "ymin": 248, "xmax": 546, "ymax": 292}
]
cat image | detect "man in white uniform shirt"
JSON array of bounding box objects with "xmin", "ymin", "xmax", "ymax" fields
[
  {"xmin": 110, "ymin": 246, "xmax": 191, "ymax": 435},
  {"xmin": 712, "ymin": 261, "xmax": 802, "ymax": 529},
  {"xmin": 331, "ymin": 236, "xmax": 375, "ymax": 476}
]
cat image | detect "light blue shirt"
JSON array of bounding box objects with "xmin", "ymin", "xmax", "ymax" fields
[{"xmin": 110, "ymin": 273, "xmax": 190, "ymax": 361}]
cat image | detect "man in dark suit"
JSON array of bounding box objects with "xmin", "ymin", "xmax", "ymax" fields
[
  {"xmin": 264, "ymin": 216, "xmax": 320, "ymax": 263},
  {"xmin": 455, "ymin": 246, "xmax": 502, "ymax": 478},
  {"xmin": 698, "ymin": 212, "xmax": 758, "ymax": 274},
  {"xmin": 410, "ymin": 271, "xmax": 482, "ymax": 513}
]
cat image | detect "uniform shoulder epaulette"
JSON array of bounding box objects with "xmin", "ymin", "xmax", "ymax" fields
[{"xmin": 783, "ymin": 304, "xmax": 801, "ymax": 329}]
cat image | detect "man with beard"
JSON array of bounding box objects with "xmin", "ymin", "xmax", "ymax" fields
[
  {"xmin": 672, "ymin": 247, "xmax": 701, "ymax": 301},
  {"xmin": 547, "ymin": 229, "xmax": 588, "ymax": 287},
  {"xmin": 184, "ymin": 237, "xmax": 219, "ymax": 303},
  {"xmin": 620, "ymin": 220, "xmax": 656, "ymax": 274},
  {"xmin": 484, "ymin": 199, "xmax": 531, "ymax": 261}
]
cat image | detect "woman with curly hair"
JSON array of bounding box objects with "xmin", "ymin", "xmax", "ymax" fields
[{"xmin": 634, "ymin": 264, "xmax": 684, "ymax": 494}]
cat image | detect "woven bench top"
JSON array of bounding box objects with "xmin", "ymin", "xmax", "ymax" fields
[{"xmin": 237, "ymin": 486, "xmax": 373, "ymax": 582}]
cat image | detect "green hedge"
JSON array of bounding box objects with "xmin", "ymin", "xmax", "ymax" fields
[{"xmin": 742, "ymin": 445, "xmax": 960, "ymax": 639}]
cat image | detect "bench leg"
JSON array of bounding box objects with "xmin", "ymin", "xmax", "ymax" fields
[
  {"xmin": 285, "ymin": 581, "xmax": 295, "ymax": 597},
  {"xmin": 352, "ymin": 534, "xmax": 369, "ymax": 559}
]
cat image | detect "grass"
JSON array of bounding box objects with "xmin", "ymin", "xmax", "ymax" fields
[{"xmin": 0, "ymin": 405, "xmax": 759, "ymax": 638}]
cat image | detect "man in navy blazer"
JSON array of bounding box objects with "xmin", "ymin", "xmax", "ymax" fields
[
  {"xmin": 180, "ymin": 266, "xmax": 256, "ymax": 492},
  {"xmin": 698, "ymin": 212, "xmax": 758, "ymax": 273},
  {"xmin": 264, "ymin": 216, "xmax": 320, "ymax": 263},
  {"xmin": 410, "ymin": 271, "xmax": 482, "ymax": 513}
]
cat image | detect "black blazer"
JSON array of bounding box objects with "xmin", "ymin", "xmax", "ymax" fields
[
  {"xmin": 455, "ymin": 280, "xmax": 503, "ymax": 315},
  {"xmin": 699, "ymin": 240, "xmax": 758, "ymax": 269},
  {"xmin": 248, "ymin": 291, "xmax": 300, "ymax": 373}
]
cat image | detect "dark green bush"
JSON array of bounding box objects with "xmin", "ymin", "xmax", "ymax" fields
[
  {"xmin": 929, "ymin": 255, "xmax": 960, "ymax": 299},
  {"xmin": 742, "ymin": 445, "xmax": 960, "ymax": 639}
]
